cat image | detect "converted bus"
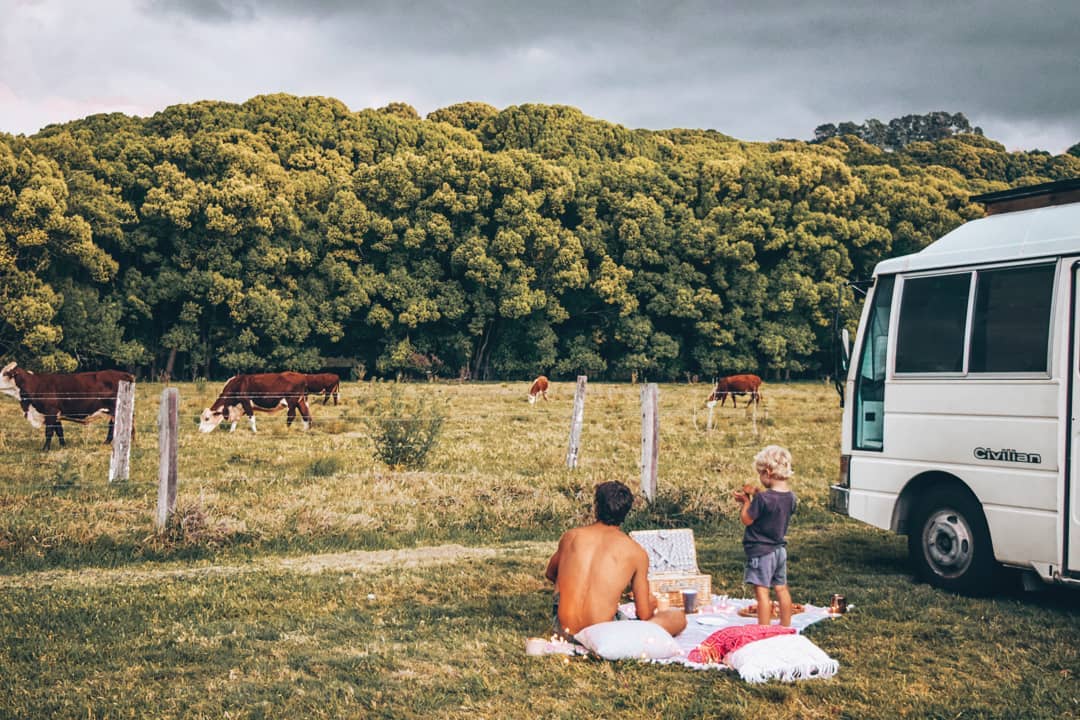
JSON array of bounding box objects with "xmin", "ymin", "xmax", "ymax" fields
[{"xmin": 830, "ymin": 178, "xmax": 1080, "ymax": 593}]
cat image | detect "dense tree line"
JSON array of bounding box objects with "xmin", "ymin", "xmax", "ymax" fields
[
  {"xmin": 812, "ymin": 111, "xmax": 982, "ymax": 151},
  {"xmin": 2, "ymin": 96, "xmax": 1077, "ymax": 380}
]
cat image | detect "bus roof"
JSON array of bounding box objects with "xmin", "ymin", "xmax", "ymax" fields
[
  {"xmin": 971, "ymin": 177, "xmax": 1080, "ymax": 214},
  {"xmin": 874, "ymin": 197, "xmax": 1080, "ymax": 277}
]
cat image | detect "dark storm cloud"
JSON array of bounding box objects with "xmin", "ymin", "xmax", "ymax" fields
[
  {"xmin": 139, "ymin": 0, "xmax": 1080, "ymax": 137},
  {"xmin": 5, "ymin": 1, "xmax": 1078, "ymax": 150}
]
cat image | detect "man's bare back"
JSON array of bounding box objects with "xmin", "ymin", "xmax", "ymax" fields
[{"xmin": 546, "ymin": 522, "xmax": 686, "ymax": 637}]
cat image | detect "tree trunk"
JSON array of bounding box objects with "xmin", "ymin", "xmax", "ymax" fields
[
  {"xmin": 164, "ymin": 347, "xmax": 177, "ymax": 383},
  {"xmin": 471, "ymin": 321, "xmax": 494, "ymax": 380}
]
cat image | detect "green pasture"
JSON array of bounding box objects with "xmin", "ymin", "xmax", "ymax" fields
[{"xmin": 0, "ymin": 381, "xmax": 1076, "ymax": 719}]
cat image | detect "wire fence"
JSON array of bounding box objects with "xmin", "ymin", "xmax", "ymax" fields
[
  {"xmin": 0, "ymin": 380, "xmax": 839, "ymax": 498},
  {"xmin": 0, "ymin": 390, "xmax": 833, "ymax": 431},
  {"xmin": 0, "ymin": 419, "xmax": 835, "ymax": 444}
]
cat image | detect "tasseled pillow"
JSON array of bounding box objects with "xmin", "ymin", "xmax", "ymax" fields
[{"xmin": 726, "ymin": 634, "xmax": 840, "ymax": 683}]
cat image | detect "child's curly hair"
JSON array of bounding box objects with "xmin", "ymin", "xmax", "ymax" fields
[{"xmin": 753, "ymin": 445, "xmax": 793, "ymax": 481}]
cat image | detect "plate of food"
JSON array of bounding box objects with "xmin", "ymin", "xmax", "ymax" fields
[{"xmin": 737, "ymin": 601, "xmax": 805, "ymax": 617}]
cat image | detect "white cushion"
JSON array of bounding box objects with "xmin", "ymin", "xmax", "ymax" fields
[
  {"xmin": 725, "ymin": 634, "xmax": 839, "ymax": 683},
  {"xmin": 574, "ymin": 621, "xmax": 680, "ymax": 660}
]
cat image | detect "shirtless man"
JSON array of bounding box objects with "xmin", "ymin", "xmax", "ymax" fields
[{"xmin": 545, "ymin": 481, "xmax": 687, "ymax": 640}]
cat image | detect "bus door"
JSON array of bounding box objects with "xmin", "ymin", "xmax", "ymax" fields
[{"xmin": 1069, "ymin": 261, "xmax": 1080, "ymax": 576}]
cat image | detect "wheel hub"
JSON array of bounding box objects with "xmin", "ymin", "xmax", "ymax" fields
[{"xmin": 923, "ymin": 509, "xmax": 973, "ymax": 579}]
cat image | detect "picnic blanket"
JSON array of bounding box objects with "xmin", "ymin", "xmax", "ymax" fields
[
  {"xmin": 615, "ymin": 596, "xmax": 838, "ymax": 678},
  {"xmin": 530, "ymin": 596, "xmax": 839, "ymax": 682}
]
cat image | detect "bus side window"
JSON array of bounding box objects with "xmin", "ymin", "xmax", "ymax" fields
[
  {"xmin": 895, "ymin": 273, "xmax": 971, "ymax": 373},
  {"xmin": 854, "ymin": 276, "xmax": 894, "ymax": 450},
  {"xmin": 969, "ymin": 264, "xmax": 1054, "ymax": 373}
]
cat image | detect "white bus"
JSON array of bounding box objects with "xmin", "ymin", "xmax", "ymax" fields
[{"xmin": 831, "ymin": 178, "xmax": 1080, "ymax": 593}]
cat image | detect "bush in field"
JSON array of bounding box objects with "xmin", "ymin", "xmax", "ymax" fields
[
  {"xmin": 365, "ymin": 386, "xmax": 445, "ymax": 470},
  {"xmin": 307, "ymin": 455, "xmax": 342, "ymax": 477},
  {"xmin": 51, "ymin": 457, "xmax": 81, "ymax": 489},
  {"xmin": 159, "ymin": 500, "xmax": 248, "ymax": 548}
]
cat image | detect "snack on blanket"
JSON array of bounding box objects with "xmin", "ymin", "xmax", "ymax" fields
[{"xmin": 737, "ymin": 601, "xmax": 805, "ymax": 618}]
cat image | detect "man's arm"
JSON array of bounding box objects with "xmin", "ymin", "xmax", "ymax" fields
[
  {"xmin": 631, "ymin": 547, "xmax": 656, "ymax": 621},
  {"xmin": 545, "ymin": 534, "xmax": 566, "ymax": 583}
]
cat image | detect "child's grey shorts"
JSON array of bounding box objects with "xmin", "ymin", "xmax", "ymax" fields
[{"xmin": 744, "ymin": 546, "xmax": 787, "ymax": 587}]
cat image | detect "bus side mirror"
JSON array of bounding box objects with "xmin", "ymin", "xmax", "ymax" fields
[{"xmin": 835, "ymin": 328, "xmax": 851, "ymax": 408}]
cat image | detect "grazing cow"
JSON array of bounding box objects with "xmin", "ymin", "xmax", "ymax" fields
[
  {"xmin": 0, "ymin": 361, "xmax": 134, "ymax": 450},
  {"xmin": 199, "ymin": 372, "xmax": 312, "ymax": 433},
  {"xmin": 706, "ymin": 374, "xmax": 763, "ymax": 409},
  {"xmin": 528, "ymin": 375, "xmax": 549, "ymax": 405},
  {"xmin": 304, "ymin": 373, "xmax": 341, "ymax": 405}
]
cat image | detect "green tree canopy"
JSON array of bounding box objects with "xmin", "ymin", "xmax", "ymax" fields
[{"xmin": 3, "ymin": 97, "xmax": 1077, "ymax": 379}]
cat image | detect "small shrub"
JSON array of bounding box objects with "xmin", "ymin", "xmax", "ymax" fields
[
  {"xmin": 365, "ymin": 387, "xmax": 445, "ymax": 470},
  {"xmin": 626, "ymin": 488, "xmax": 692, "ymax": 530},
  {"xmin": 160, "ymin": 500, "xmax": 247, "ymax": 547},
  {"xmin": 194, "ymin": 377, "xmax": 207, "ymax": 393},
  {"xmin": 625, "ymin": 486, "xmax": 727, "ymax": 531},
  {"xmin": 350, "ymin": 363, "xmax": 367, "ymax": 382},
  {"xmin": 307, "ymin": 455, "xmax": 342, "ymax": 477},
  {"xmin": 51, "ymin": 457, "xmax": 81, "ymax": 489}
]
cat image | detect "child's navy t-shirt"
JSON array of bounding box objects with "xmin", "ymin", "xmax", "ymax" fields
[{"xmin": 743, "ymin": 489, "xmax": 797, "ymax": 558}]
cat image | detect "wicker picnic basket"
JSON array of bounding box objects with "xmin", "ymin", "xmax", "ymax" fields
[{"xmin": 629, "ymin": 528, "xmax": 712, "ymax": 609}]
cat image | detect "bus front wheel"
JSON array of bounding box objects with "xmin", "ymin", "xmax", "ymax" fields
[{"xmin": 908, "ymin": 486, "xmax": 997, "ymax": 594}]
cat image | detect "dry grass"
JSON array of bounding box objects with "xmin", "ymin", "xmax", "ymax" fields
[
  {"xmin": 0, "ymin": 380, "xmax": 1077, "ymax": 719},
  {"xmin": 0, "ymin": 379, "xmax": 829, "ymax": 567}
]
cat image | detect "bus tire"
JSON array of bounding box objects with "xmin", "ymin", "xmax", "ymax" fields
[{"xmin": 908, "ymin": 486, "xmax": 997, "ymax": 594}]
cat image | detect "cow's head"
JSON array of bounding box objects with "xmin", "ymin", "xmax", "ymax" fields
[
  {"xmin": 0, "ymin": 362, "xmax": 20, "ymax": 399},
  {"xmin": 528, "ymin": 393, "xmax": 538, "ymax": 405},
  {"xmin": 199, "ymin": 404, "xmax": 242, "ymax": 433},
  {"xmin": 198, "ymin": 407, "xmax": 223, "ymax": 433},
  {"xmin": 705, "ymin": 383, "xmax": 723, "ymax": 408}
]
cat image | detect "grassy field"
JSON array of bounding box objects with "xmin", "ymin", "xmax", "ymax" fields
[{"xmin": 0, "ymin": 380, "xmax": 1076, "ymax": 719}]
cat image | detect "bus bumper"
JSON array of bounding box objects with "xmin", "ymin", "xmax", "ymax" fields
[{"xmin": 828, "ymin": 485, "xmax": 849, "ymax": 516}]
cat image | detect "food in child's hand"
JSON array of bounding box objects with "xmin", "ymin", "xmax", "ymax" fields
[{"xmin": 733, "ymin": 484, "xmax": 759, "ymax": 503}]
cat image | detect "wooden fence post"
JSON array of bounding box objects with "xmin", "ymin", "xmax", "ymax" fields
[
  {"xmin": 640, "ymin": 383, "xmax": 658, "ymax": 502},
  {"xmin": 156, "ymin": 387, "xmax": 179, "ymax": 532},
  {"xmin": 565, "ymin": 375, "xmax": 587, "ymax": 469},
  {"xmin": 108, "ymin": 380, "xmax": 135, "ymax": 482}
]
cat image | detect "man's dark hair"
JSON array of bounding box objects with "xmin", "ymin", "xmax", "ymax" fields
[{"xmin": 594, "ymin": 481, "xmax": 633, "ymax": 526}]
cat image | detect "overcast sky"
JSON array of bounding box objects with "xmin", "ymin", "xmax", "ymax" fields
[{"xmin": 2, "ymin": 0, "xmax": 1078, "ymax": 152}]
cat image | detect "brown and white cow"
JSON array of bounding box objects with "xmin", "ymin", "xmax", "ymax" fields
[
  {"xmin": 528, "ymin": 375, "xmax": 549, "ymax": 405},
  {"xmin": 706, "ymin": 374, "xmax": 763, "ymax": 409},
  {"xmin": 304, "ymin": 373, "xmax": 341, "ymax": 405},
  {"xmin": 199, "ymin": 372, "xmax": 312, "ymax": 433},
  {"xmin": 0, "ymin": 361, "xmax": 135, "ymax": 450}
]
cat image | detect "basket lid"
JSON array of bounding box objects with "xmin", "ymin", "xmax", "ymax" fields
[{"xmin": 629, "ymin": 528, "xmax": 699, "ymax": 573}]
